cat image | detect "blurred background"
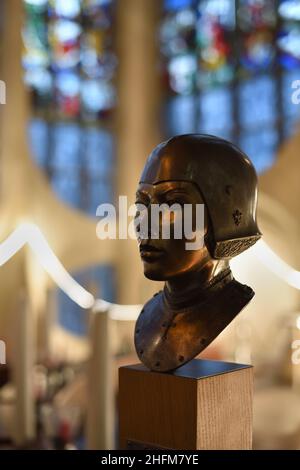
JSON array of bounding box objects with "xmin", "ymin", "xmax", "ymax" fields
[{"xmin": 0, "ymin": 0, "xmax": 300, "ymax": 450}]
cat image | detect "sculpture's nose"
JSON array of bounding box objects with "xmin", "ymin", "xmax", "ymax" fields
[{"xmin": 135, "ymin": 203, "xmax": 161, "ymax": 241}]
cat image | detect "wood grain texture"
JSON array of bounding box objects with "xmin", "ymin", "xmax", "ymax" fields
[
  {"xmin": 196, "ymin": 368, "xmax": 253, "ymax": 449},
  {"xmin": 119, "ymin": 360, "xmax": 253, "ymax": 450}
]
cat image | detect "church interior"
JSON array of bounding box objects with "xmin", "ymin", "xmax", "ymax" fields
[{"xmin": 1, "ymin": 0, "xmax": 300, "ymax": 450}]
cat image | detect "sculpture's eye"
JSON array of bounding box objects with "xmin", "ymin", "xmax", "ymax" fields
[{"xmin": 134, "ymin": 203, "xmax": 148, "ymax": 219}]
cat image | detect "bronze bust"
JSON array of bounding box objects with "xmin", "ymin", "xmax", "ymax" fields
[{"xmin": 134, "ymin": 134, "xmax": 261, "ymax": 372}]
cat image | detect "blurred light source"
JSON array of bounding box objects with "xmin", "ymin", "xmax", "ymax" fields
[
  {"xmin": 81, "ymin": 79, "xmax": 115, "ymax": 113},
  {"xmin": 0, "ymin": 223, "xmax": 95, "ymax": 309},
  {"xmin": 279, "ymin": 0, "xmax": 300, "ymax": 21},
  {"xmin": 253, "ymin": 239, "xmax": 300, "ymax": 290},
  {"xmin": 24, "ymin": 68, "xmax": 53, "ymax": 94},
  {"xmin": 51, "ymin": 19, "xmax": 81, "ymax": 43},
  {"xmin": 24, "ymin": 0, "xmax": 47, "ymax": 8},
  {"xmin": 52, "ymin": 0, "xmax": 81, "ymax": 19},
  {"xmin": 168, "ymin": 54, "xmax": 197, "ymax": 94},
  {"xmin": 93, "ymin": 299, "xmax": 142, "ymax": 321}
]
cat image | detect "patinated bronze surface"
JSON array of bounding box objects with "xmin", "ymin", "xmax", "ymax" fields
[{"xmin": 134, "ymin": 134, "xmax": 261, "ymax": 372}]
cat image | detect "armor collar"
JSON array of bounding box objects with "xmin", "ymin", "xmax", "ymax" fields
[
  {"xmin": 163, "ymin": 267, "xmax": 233, "ymax": 312},
  {"xmin": 134, "ymin": 274, "xmax": 254, "ymax": 372}
]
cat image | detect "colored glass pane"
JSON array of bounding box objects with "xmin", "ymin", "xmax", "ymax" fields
[
  {"xmin": 161, "ymin": 0, "xmax": 300, "ymax": 174},
  {"xmin": 198, "ymin": 86, "xmax": 233, "ymax": 138},
  {"xmin": 239, "ymin": 128, "xmax": 278, "ymax": 173},
  {"xmin": 239, "ymin": 75, "xmax": 276, "ymax": 129},
  {"xmin": 196, "ymin": 0, "xmax": 235, "ymax": 87},
  {"xmin": 23, "ymin": 0, "xmax": 116, "ymax": 119},
  {"xmin": 237, "ymin": 0, "xmax": 276, "ymax": 32}
]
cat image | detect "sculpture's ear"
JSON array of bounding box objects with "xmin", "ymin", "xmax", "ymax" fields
[
  {"xmin": 202, "ymin": 187, "xmax": 261, "ymax": 260},
  {"xmin": 213, "ymin": 236, "xmax": 261, "ymax": 259},
  {"xmin": 206, "ymin": 231, "xmax": 261, "ymax": 260}
]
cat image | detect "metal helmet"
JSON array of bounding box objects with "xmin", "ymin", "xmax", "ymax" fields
[{"xmin": 140, "ymin": 134, "xmax": 261, "ymax": 259}]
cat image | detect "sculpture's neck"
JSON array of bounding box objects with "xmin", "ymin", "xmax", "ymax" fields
[{"xmin": 164, "ymin": 259, "xmax": 231, "ymax": 310}]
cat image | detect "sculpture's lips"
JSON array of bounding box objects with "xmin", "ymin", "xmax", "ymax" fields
[{"xmin": 139, "ymin": 244, "xmax": 165, "ymax": 261}]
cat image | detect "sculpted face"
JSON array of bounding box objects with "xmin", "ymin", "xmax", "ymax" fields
[{"xmin": 135, "ymin": 180, "xmax": 209, "ymax": 281}]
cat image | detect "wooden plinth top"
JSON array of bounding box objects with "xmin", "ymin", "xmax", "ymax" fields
[{"xmin": 121, "ymin": 358, "xmax": 252, "ymax": 380}]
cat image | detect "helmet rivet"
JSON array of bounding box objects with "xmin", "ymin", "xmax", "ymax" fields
[{"xmin": 233, "ymin": 209, "xmax": 242, "ymax": 226}]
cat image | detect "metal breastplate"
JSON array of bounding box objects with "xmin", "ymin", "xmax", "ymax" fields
[{"xmin": 134, "ymin": 273, "xmax": 254, "ymax": 372}]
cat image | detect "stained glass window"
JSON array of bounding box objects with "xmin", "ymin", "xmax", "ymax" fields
[
  {"xmin": 58, "ymin": 264, "xmax": 115, "ymax": 336},
  {"xmin": 23, "ymin": 0, "xmax": 116, "ymax": 212},
  {"xmin": 161, "ymin": 0, "xmax": 300, "ymax": 173},
  {"xmin": 23, "ymin": 0, "xmax": 116, "ymax": 330}
]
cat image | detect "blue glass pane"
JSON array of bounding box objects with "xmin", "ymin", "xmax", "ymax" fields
[
  {"xmin": 51, "ymin": 171, "xmax": 81, "ymax": 207},
  {"xmin": 28, "ymin": 118, "xmax": 48, "ymax": 168},
  {"xmin": 75, "ymin": 264, "xmax": 116, "ymax": 303},
  {"xmin": 164, "ymin": 0, "xmax": 195, "ymax": 11},
  {"xmin": 58, "ymin": 264, "xmax": 115, "ymax": 336},
  {"xmin": 57, "ymin": 290, "xmax": 87, "ymax": 336},
  {"xmin": 90, "ymin": 264, "xmax": 116, "ymax": 303},
  {"xmin": 239, "ymin": 75, "xmax": 276, "ymax": 129},
  {"xmin": 164, "ymin": 95, "xmax": 196, "ymax": 135},
  {"xmin": 49, "ymin": 0, "xmax": 81, "ymax": 19},
  {"xmin": 239, "ymin": 128, "xmax": 278, "ymax": 174},
  {"xmin": 198, "ymin": 0, "xmax": 236, "ymax": 30},
  {"xmin": 28, "ymin": 121, "xmax": 116, "ymax": 213},
  {"xmin": 51, "ymin": 123, "xmax": 81, "ymax": 169},
  {"xmin": 198, "ymin": 86, "xmax": 233, "ymax": 138},
  {"xmin": 83, "ymin": 129, "xmax": 114, "ymax": 177},
  {"xmin": 88, "ymin": 180, "xmax": 114, "ymax": 216},
  {"xmin": 278, "ymin": 21, "xmax": 300, "ymax": 69}
]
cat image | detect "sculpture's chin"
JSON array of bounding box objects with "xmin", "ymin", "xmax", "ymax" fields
[{"xmin": 143, "ymin": 264, "xmax": 166, "ymax": 281}]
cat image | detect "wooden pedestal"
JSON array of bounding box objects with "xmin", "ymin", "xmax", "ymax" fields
[{"xmin": 119, "ymin": 359, "xmax": 253, "ymax": 450}]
